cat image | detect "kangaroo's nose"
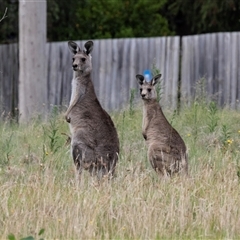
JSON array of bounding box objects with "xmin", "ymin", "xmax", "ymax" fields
[
  {"xmin": 141, "ymin": 94, "xmax": 146, "ymax": 98},
  {"xmin": 72, "ymin": 64, "xmax": 78, "ymax": 69}
]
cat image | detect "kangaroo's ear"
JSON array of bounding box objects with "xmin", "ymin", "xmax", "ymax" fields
[
  {"xmin": 68, "ymin": 41, "xmax": 80, "ymax": 54},
  {"xmin": 136, "ymin": 74, "xmax": 145, "ymax": 85},
  {"xmin": 151, "ymin": 74, "xmax": 162, "ymax": 86},
  {"xmin": 84, "ymin": 41, "xmax": 94, "ymax": 55}
]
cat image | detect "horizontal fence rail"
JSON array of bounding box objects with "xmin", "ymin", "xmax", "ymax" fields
[{"xmin": 0, "ymin": 33, "xmax": 240, "ymax": 119}]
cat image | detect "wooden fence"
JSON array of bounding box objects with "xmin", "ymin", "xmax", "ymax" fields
[
  {"xmin": 45, "ymin": 37, "xmax": 180, "ymax": 112},
  {"xmin": 181, "ymin": 32, "xmax": 240, "ymax": 109},
  {"xmin": 0, "ymin": 43, "xmax": 19, "ymax": 117},
  {"xmin": 0, "ymin": 33, "xmax": 240, "ymax": 118}
]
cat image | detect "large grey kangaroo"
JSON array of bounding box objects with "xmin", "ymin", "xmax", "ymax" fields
[
  {"xmin": 136, "ymin": 74, "xmax": 188, "ymax": 177},
  {"xmin": 65, "ymin": 40, "xmax": 119, "ymax": 178}
]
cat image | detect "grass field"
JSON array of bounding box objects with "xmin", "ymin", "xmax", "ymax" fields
[{"xmin": 1, "ymin": 97, "xmax": 240, "ymax": 239}]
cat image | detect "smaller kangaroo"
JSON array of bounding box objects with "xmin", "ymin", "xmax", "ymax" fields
[
  {"xmin": 136, "ymin": 74, "xmax": 188, "ymax": 177},
  {"xmin": 65, "ymin": 40, "xmax": 119, "ymax": 178}
]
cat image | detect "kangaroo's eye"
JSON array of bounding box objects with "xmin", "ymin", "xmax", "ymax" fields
[
  {"xmin": 147, "ymin": 88, "xmax": 151, "ymax": 92},
  {"xmin": 81, "ymin": 57, "xmax": 86, "ymax": 62}
]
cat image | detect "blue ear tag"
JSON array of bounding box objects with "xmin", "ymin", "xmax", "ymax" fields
[{"xmin": 143, "ymin": 70, "xmax": 152, "ymax": 82}]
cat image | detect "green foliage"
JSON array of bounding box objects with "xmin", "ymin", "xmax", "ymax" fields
[
  {"xmin": 0, "ymin": 129, "xmax": 14, "ymax": 166},
  {"xmin": 166, "ymin": 0, "xmax": 240, "ymax": 35},
  {"xmin": 120, "ymin": 110, "xmax": 126, "ymax": 150},
  {"xmin": 1, "ymin": 0, "xmax": 240, "ymax": 43},
  {"xmin": 237, "ymin": 165, "xmax": 240, "ymax": 182},
  {"xmin": 191, "ymin": 102, "xmax": 200, "ymax": 142},
  {"xmin": 129, "ymin": 88, "xmax": 136, "ymax": 116},
  {"xmin": 184, "ymin": 78, "xmax": 208, "ymax": 142},
  {"xmin": 0, "ymin": 1, "xmax": 18, "ymax": 43},
  {"xmin": 46, "ymin": 0, "xmax": 240, "ymax": 40},
  {"xmin": 207, "ymin": 101, "xmax": 219, "ymax": 133},
  {"xmin": 195, "ymin": 78, "xmax": 207, "ymax": 104},
  {"xmin": 48, "ymin": 0, "xmax": 172, "ymax": 41},
  {"xmin": 1, "ymin": 0, "xmax": 172, "ymax": 43},
  {"xmin": 1, "ymin": 98, "xmax": 240, "ymax": 239},
  {"xmin": 42, "ymin": 109, "xmax": 61, "ymax": 155},
  {"xmin": 220, "ymin": 124, "xmax": 232, "ymax": 150},
  {"xmin": 43, "ymin": 118, "xmax": 61, "ymax": 153},
  {"xmin": 1, "ymin": 80, "xmax": 240, "ymax": 239},
  {"xmin": 151, "ymin": 63, "xmax": 162, "ymax": 103},
  {"xmin": 7, "ymin": 234, "xmax": 15, "ymax": 240},
  {"xmin": 0, "ymin": 7, "xmax": 7, "ymax": 22},
  {"xmin": 8, "ymin": 229, "xmax": 45, "ymax": 240},
  {"xmin": 169, "ymin": 109, "xmax": 177, "ymax": 126}
]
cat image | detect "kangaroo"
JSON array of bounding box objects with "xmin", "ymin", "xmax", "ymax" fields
[
  {"xmin": 136, "ymin": 74, "xmax": 188, "ymax": 177},
  {"xmin": 65, "ymin": 40, "xmax": 119, "ymax": 178}
]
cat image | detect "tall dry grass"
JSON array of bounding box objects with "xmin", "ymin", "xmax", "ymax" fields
[{"xmin": 0, "ymin": 99, "xmax": 240, "ymax": 239}]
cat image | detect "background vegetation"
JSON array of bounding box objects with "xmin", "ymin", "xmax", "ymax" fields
[
  {"xmin": 1, "ymin": 1, "xmax": 240, "ymax": 238},
  {"xmin": 1, "ymin": 0, "xmax": 240, "ymax": 43},
  {"xmin": 1, "ymin": 88, "xmax": 240, "ymax": 239}
]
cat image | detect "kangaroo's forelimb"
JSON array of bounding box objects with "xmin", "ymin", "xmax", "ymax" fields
[{"xmin": 64, "ymin": 83, "xmax": 86, "ymax": 122}]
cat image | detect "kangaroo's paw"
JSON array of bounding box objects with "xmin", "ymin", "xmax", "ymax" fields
[
  {"xmin": 66, "ymin": 117, "xmax": 71, "ymax": 123},
  {"xmin": 61, "ymin": 133, "xmax": 71, "ymax": 146},
  {"xmin": 65, "ymin": 114, "xmax": 71, "ymax": 123}
]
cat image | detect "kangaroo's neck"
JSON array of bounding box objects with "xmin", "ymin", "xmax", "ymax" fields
[
  {"xmin": 73, "ymin": 70, "xmax": 92, "ymax": 83},
  {"xmin": 143, "ymin": 99, "xmax": 160, "ymax": 110},
  {"xmin": 70, "ymin": 72, "xmax": 96, "ymax": 105},
  {"xmin": 143, "ymin": 99, "xmax": 167, "ymax": 121}
]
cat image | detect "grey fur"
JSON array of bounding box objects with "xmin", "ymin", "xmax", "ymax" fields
[
  {"xmin": 65, "ymin": 41, "xmax": 119, "ymax": 177},
  {"xmin": 136, "ymin": 74, "xmax": 188, "ymax": 177}
]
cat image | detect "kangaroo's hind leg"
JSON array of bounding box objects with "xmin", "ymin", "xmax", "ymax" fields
[
  {"xmin": 72, "ymin": 143, "xmax": 83, "ymax": 174},
  {"xmin": 148, "ymin": 147, "xmax": 171, "ymax": 177},
  {"xmin": 72, "ymin": 141, "xmax": 97, "ymax": 174}
]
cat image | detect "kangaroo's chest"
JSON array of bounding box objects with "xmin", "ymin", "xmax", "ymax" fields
[
  {"xmin": 69, "ymin": 78, "xmax": 76, "ymax": 105},
  {"xmin": 142, "ymin": 107, "xmax": 146, "ymax": 128},
  {"xmin": 142, "ymin": 107, "xmax": 154, "ymax": 131},
  {"xmin": 142, "ymin": 107, "xmax": 151, "ymax": 140}
]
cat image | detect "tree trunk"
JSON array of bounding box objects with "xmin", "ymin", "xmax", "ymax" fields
[{"xmin": 19, "ymin": 0, "xmax": 47, "ymax": 123}]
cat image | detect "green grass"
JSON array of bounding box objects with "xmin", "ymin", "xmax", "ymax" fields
[{"xmin": 1, "ymin": 100, "xmax": 240, "ymax": 239}]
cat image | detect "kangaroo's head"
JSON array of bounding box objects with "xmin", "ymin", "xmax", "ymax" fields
[
  {"xmin": 136, "ymin": 74, "xmax": 162, "ymax": 101},
  {"xmin": 68, "ymin": 41, "xmax": 94, "ymax": 76}
]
